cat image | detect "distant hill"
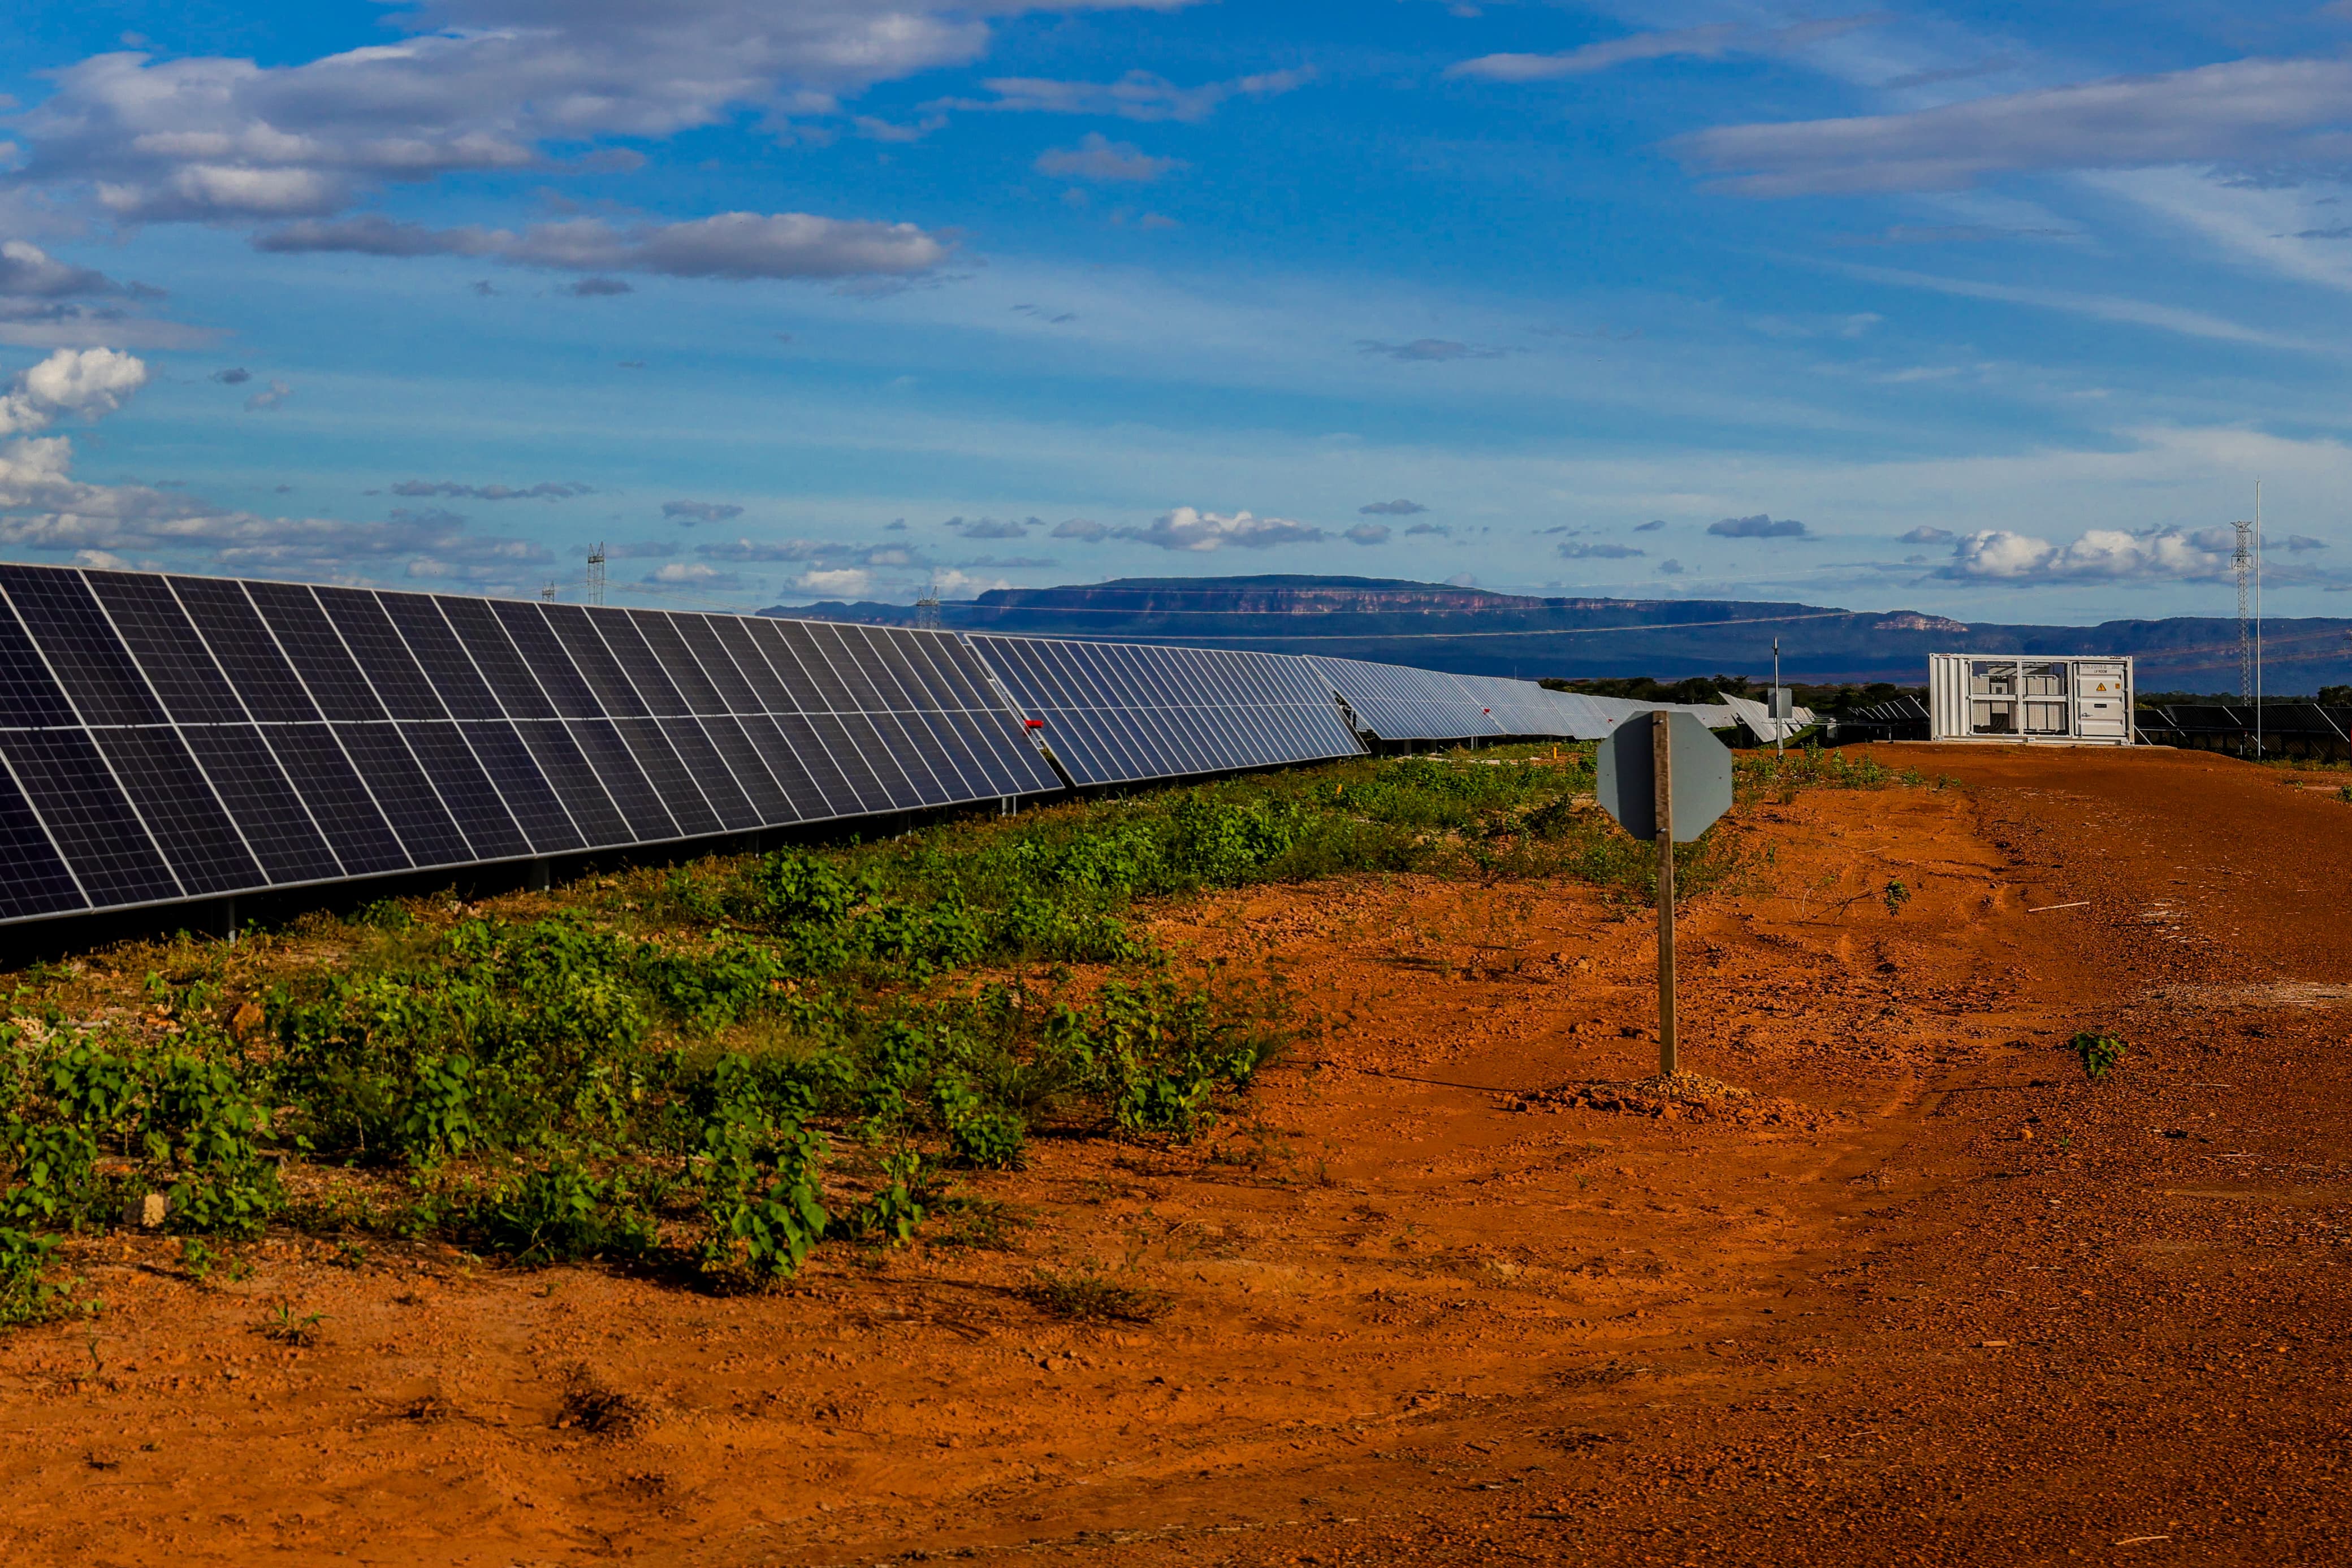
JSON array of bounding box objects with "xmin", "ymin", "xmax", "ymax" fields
[{"xmin": 768, "ymin": 574, "xmax": 2352, "ymax": 691}]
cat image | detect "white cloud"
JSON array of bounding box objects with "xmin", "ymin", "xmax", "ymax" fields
[
  {"xmin": 1114, "ymin": 505, "xmax": 1325, "ymax": 551},
  {"xmin": 647, "ymin": 561, "xmax": 745, "ymax": 588},
  {"xmin": 1900, "ymin": 525, "xmax": 1955, "ymax": 543},
  {"xmin": 1359, "ymin": 498, "xmax": 1426, "ymax": 515},
  {"xmin": 0, "ymin": 240, "xmax": 142, "ymax": 300},
  {"xmin": 1449, "ymin": 15, "xmax": 1886, "ymax": 85},
  {"xmin": 1050, "ymin": 517, "xmax": 1106, "ymax": 540},
  {"xmin": 929, "ymin": 567, "xmax": 1010, "ymax": 597},
  {"xmin": 663, "ymin": 499, "xmax": 745, "ymax": 523},
  {"xmin": 1344, "ymin": 522, "xmax": 1390, "ymax": 544},
  {"xmin": 0, "ymin": 346, "xmax": 150, "ymax": 436},
  {"xmin": 794, "ymin": 566, "xmax": 873, "ymax": 597},
  {"xmin": 1941, "ymin": 526, "xmax": 2236, "ymax": 582},
  {"xmin": 243, "ymin": 378, "xmax": 292, "ymax": 412},
  {"xmin": 1679, "ymin": 55, "xmax": 2352, "ymax": 197},
  {"xmin": 1034, "ymin": 133, "xmax": 1183, "ymax": 183},
  {"xmin": 934, "ymin": 67, "xmax": 1312, "ymax": 123},
  {"xmin": 256, "ymin": 211, "xmax": 949, "ymax": 283}
]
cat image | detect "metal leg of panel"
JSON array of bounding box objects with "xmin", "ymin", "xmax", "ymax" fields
[
  {"xmin": 207, "ymin": 896, "xmax": 239, "ymax": 945},
  {"xmin": 528, "ymin": 859, "xmax": 552, "ymax": 893}
]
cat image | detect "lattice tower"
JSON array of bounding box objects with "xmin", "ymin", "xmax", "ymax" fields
[
  {"xmin": 2235, "ymin": 520, "xmax": 2254, "ymax": 703},
  {"xmin": 586, "ymin": 542, "xmax": 607, "ymax": 607}
]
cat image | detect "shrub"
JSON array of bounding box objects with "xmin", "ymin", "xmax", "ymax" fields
[
  {"xmin": 2069, "ymin": 1030, "xmax": 2128, "ymax": 1082},
  {"xmin": 474, "ymin": 1151, "xmax": 654, "ymax": 1266}
]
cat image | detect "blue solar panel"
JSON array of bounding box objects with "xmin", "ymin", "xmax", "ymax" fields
[{"xmin": 0, "ymin": 565, "xmax": 1530, "ymax": 930}]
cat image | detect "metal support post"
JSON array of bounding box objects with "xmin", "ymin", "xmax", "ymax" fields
[
  {"xmin": 528, "ymin": 859, "xmax": 551, "ymax": 893},
  {"xmin": 1653, "ymin": 711, "xmax": 1676, "ymax": 1078}
]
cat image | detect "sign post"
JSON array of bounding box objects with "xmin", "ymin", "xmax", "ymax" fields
[
  {"xmin": 1653, "ymin": 712, "xmax": 1677, "ymax": 1075},
  {"xmin": 1596, "ymin": 711, "xmax": 1733, "ymax": 1080}
]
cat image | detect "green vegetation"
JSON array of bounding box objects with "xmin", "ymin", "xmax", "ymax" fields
[
  {"xmin": 2068, "ymin": 1030, "xmax": 2128, "ymax": 1082},
  {"xmin": 0, "ymin": 739, "xmax": 1938, "ymax": 1318}
]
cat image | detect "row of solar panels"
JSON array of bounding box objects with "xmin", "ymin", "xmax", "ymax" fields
[
  {"xmin": 2137, "ymin": 704, "xmax": 2352, "ymax": 740},
  {"xmin": 0, "ymin": 563, "xmax": 1738, "ymax": 928}
]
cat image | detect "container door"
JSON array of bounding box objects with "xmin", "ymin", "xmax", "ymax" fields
[{"xmin": 2074, "ymin": 662, "xmax": 2128, "ymax": 740}]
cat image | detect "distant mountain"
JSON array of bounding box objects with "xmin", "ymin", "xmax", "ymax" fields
[{"xmin": 767, "ymin": 574, "xmax": 2352, "ymax": 691}]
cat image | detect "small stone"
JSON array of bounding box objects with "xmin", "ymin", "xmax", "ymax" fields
[{"xmin": 123, "ymin": 1192, "xmax": 167, "ymax": 1229}]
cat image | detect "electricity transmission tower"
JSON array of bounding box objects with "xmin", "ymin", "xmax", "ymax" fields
[
  {"xmin": 913, "ymin": 578, "xmax": 942, "ymax": 631},
  {"xmin": 586, "ymin": 542, "xmax": 607, "ymax": 606},
  {"xmin": 2234, "ymin": 519, "xmax": 2255, "ymax": 705}
]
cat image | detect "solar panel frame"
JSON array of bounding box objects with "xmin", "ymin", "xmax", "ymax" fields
[
  {"xmin": 172, "ymin": 577, "xmax": 321, "ymax": 724},
  {"xmin": 630, "ymin": 610, "xmax": 729, "ymax": 716},
  {"xmin": 179, "ymin": 722, "xmax": 345, "ymax": 883},
  {"xmin": 263, "ymin": 723, "xmax": 411, "ymax": 877},
  {"xmin": 0, "ymin": 591, "xmax": 79, "ymax": 731},
  {"xmin": 565, "ymin": 716, "xmax": 685, "ymax": 841},
  {"xmin": 317, "ymin": 588, "xmax": 448, "ymax": 721},
  {"xmin": 401, "ymin": 595, "xmax": 530, "ymax": 720},
  {"xmin": 0, "ymin": 726, "xmax": 183, "ymax": 906},
  {"xmin": 0, "ymin": 759, "xmax": 87, "ymax": 919},
  {"xmin": 0, "ymin": 565, "xmax": 171, "ymax": 727},
  {"xmin": 247, "ymin": 581, "xmax": 388, "ymax": 723}
]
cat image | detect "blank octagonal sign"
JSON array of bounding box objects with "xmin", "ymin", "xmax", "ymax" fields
[{"xmin": 1595, "ymin": 710, "xmax": 1733, "ymax": 843}]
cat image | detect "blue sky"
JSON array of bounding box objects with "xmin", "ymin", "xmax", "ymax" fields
[{"xmin": 3, "ymin": 1, "xmax": 2350, "ymax": 623}]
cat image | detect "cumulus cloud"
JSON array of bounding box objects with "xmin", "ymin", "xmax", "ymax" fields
[
  {"xmin": 933, "ymin": 67, "xmax": 1313, "ymax": 124},
  {"xmin": 1657, "ymin": 559, "xmax": 1685, "ymax": 575},
  {"xmin": 696, "ymin": 536, "xmax": 906, "ymax": 568},
  {"xmin": 1676, "ymin": 55, "xmax": 2352, "ymax": 197},
  {"xmin": 1708, "ymin": 513, "xmax": 1807, "ymax": 538},
  {"xmin": 1635, "ymin": 518, "xmax": 1666, "ymax": 531},
  {"xmin": 0, "ymin": 346, "xmax": 151, "ymax": 436},
  {"xmin": 1558, "ymin": 540, "xmax": 1644, "ymax": 559},
  {"xmin": 1344, "ymin": 523, "xmax": 1390, "ymax": 544},
  {"xmin": 1356, "ymin": 338, "xmax": 1506, "ymax": 362},
  {"xmin": 1940, "ymin": 526, "xmax": 2237, "ymax": 582},
  {"xmin": 1358, "ymin": 498, "xmax": 1426, "ymax": 516},
  {"xmin": 1050, "ymin": 517, "xmax": 1106, "ymax": 541},
  {"xmin": 645, "ymin": 560, "xmax": 746, "ymax": 590},
  {"xmin": 0, "ymin": 240, "xmax": 147, "ymax": 301},
  {"xmin": 929, "ymin": 566, "xmax": 1011, "ymax": 597},
  {"xmin": 256, "ymin": 210, "xmax": 949, "ymax": 283},
  {"xmin": 1901, "ymin": 525, "xmax": 1956, "ymax": 543},
  {"xmin": 395, "ymin": 479, "xmax": 591, "ymax": 501},
  {"xmin": 0, "ymin": 431, "xmax": 553, "ymax": 592},
  {"xmin": 945, "ymin": 514, "xmax": 1032, "ymax": 539},
  {"xmin": 1404, "ymin": 521, "xmax": 1449, "ymax": 537},
  {"xmin": 794, "ymin": 567, "xmax": 873, "ymax": 598},
  {"xmin": 211, "ymin": 366, "xmax": 252, "ymax": 384},
  {"xmin": 663, "ymin": 499, "xmax": 744, "ymax": 525},
  {"xmin": 1449, "ymin": 16, "xmax": 1884, "ymax": 84},
  {"xmin": 565, "ymin": 276, "xmax": 632, "ymax": 297},
  {"xmin": 15, "ymin": 5, "xmax": 1191, "ymax": 229},
  {"xmin": 243, "ymin": 378, "xmax": 291, "ymax": 412},
  {"xmin": 1034, "ymin": 133, "xmax": 1182, "ymax": 183},
  {"xmin": 2288, "ymin": 534, "xmax": 2329, "ymax": 552},
  {"xmin": 1115, "ymin": 506, "xmax": 1325, "ymax": 551}
]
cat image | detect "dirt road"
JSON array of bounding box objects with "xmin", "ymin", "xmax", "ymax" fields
[{"xmin": 3, "ymin": 743, "xmax": 2349, "ymax": 1565}]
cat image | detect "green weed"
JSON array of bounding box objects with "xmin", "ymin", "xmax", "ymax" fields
[{"xmin": 2068, "ymin": 1030, "xmax": 2129, "ymax": 1082}]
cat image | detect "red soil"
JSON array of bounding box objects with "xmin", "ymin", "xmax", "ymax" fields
[{"xmin": 3, "ymin": 742, "xmax": 2349, "ymax": 1565}]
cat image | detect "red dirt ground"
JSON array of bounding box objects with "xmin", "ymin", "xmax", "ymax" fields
[{"xmin": 3, "ymin": 742, "xmax": 2350, "ymax": 1566}]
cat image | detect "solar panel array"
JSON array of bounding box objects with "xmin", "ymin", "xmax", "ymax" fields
[
  {"xmin": 0, "ymin": 564, "xmax": 1058, "ymax": 925},
  {"xmin": 0, "ymin": 561, "xmax": 1766, "ymax": 930},
  {"xmin": 971, "ymin": 634, "xmax": 1363, "ymax": 786}
]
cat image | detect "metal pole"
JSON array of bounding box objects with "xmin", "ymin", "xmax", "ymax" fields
[
  {"xmin": 1773, "ymin": 636, "xmax": 1783, "ymax": 759},
  {"xmin": 1653, "ymin": 710, "xmax": 1676, "ymax": 1079},
  {"xmin": 2256, "ymin": 479, "xmax": 2264, "ymax": 760}
]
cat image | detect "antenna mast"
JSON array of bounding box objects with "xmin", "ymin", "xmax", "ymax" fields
[
  {"xmin": 586, "ymin": 542, "xmax": 607, "ymax": 607},
  {"xmin": 2234, "ymin": 518, "xmax": 2254, "ymax": 716},
  {"xmin": 913, "ymin": 576, "xmax": 942, "ymax": 632}
]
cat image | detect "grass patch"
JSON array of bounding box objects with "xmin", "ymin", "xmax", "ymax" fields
[
  {"xmin": 1019, "ymin": 1263, "xmax": 1166, "ymax": 1323},
  {"xmin": 0, "ymin": 739, "xmax": 1926, "ymax": 1316}
]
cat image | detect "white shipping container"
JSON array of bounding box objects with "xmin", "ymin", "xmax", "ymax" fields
[{"xmin": 1927, "ymin": 653, "xmax": 2134, "ymax": 746}]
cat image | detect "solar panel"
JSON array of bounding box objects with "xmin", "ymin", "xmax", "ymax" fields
[
  {"xmin": 0, "ymin": 563, "xmax": 1533, "ymax": 931},
  {"xmin": 967, "ymin": 634, "xmax": 1363, "ymax": 786}
]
